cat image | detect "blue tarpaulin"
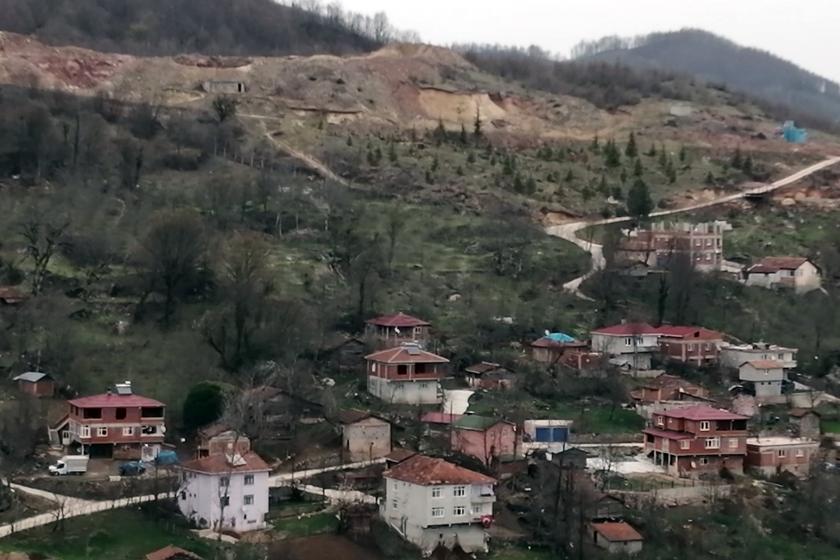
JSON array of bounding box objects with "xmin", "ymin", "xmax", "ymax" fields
[
  {"xmin": 545, "ymin": 332, "xmax": 576, "ymax": 343},
  {"xmin": 782, "ymin": 121, "xmax": 808, "ymax": 144}
]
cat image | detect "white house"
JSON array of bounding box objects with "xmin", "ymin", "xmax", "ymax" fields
[
  {"xmin": 178, "ymin": 451, "xmax": 271, "ymax": 533},
  {"xmin": 591, "ymin": 323, "xmax": 660, "ymax": 370},
  {"xmin": 744, "ymin": 257, "xmax": 821, "ymax": 294},
  {"xmin": 720, "ymin": 342, "xmax": 797, "ymax": 370},
  {"xmin": 739, "ymin": 360, "xmax": 787, "ymax": 398},
  {"xmin": 382, "ymin": 454, "xmax": 496, "ymax": 555},
  {"xmin": 522, "ymin": 419, "xmax": 573, "ymax": 454}
]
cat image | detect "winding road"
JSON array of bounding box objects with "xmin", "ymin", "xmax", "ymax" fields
[{"xmin": 547, "ymin": 156, "xmax": 840, "ymax": 297}]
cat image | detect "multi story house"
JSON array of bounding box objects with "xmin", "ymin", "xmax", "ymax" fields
[
  {"xmin": 450, "ymin": 416, "xmax": 518, "ymax": 465},
  {"xmin": 617, "ymin": 221, "xmax": 728, "ymax": 272},
  {"xmin": 738, "ymin": 360, "xmax": 787, "ymax": 398},
  {"xmin": 51, "ymin": 381, "xmax": 165, "ymax": 460},
  {"xmin": 365, "ymin": 312, "xmax": 431, "ymax": 348},
  {"xmin": 382, "ymin": 454, "xmax": 496, "ymax": 555},
  {"xmin": 655, "ymin": 326, "xmax": 724, "ymax": 366},
  {"xmin": 178, "ymin": 451, "xmax": 270, "ymax": 533},
  {"xmin": 745, "ymin": 437, "xmax": 819, "ymax": 478},
  {"xmin": 365, "ymin": 343, "xmax": 448, "ymax": 405},
  {"xmin": 744, "ymin": 257, "xmax": 822, "ymax": 294},
  {"xmin": 591, "ymin": 323, "xmax": 659, "ymax": 370},
  {"xmin": 643, "ymin": 405, "xmax": 748, "ymax": 477},
  {"xmin": 719, "ymin": 342, "xmax": 797, "ymax": 371}
]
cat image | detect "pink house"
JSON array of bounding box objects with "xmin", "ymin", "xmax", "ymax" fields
[{"xmin": 450, "ymin": 416, "xmax": 518, "ymax": 465}]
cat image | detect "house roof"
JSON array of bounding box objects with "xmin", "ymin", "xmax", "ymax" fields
[
  {"xmin": 747, "ymin": 257, "xmax": 813, "ymax": 274},
  {"xmin": 420, "ymin": 412, "xmax": 463, "ymax": 425},
  {"xmin": 746, "ymin": 436, "xmax": 819, "ymax": 448},
  {"xmin": 465, "ymin": 362, "xmax": 503, "ymax": 375},
  {"xmin": 13, "ymin": 371, "xmax": 52, "ymax": 383},
  {"xmin": 654, "ymin": 326, "xmax": 722, "ymax": 340},
  {"xmin": 180, "ymin": 451, "xmax": 270, "ymax": 475},
  {"xmin": 365, "ymin": 344, "xmax": 449, "ymax": 364},
  {"xmin": 592, "ymin": 322, "xmax": 656, "ymax": 336},
  {"xmin": 453, "ymin": 415, "xmax": 509, "ymax": 432},
  {"xmin": 145, "ymin": 545, "xmax": 203, "ymax": 560},
  {"xmin": 338, "ymin": 410, "xmax": 388, "ymax": 425},
  {"xmin": 366, "ymin": 312, "xmax": 430, "ymax": 328},
  {"xmin": 742, "ymin": 359, "xmax": 784, "ymax": 370},
  {"xmin": 660, "ymin": 405, "xmax": 747, "ymax": 421},
  {"xmin": 68, "ymin": 392, "xmax": 164, "ymax": 408},
  {"xmin": 788, "ymin": 408, "xmax": 820, "ymax": 418},
  {"xmin": 385, "ymin": 448, "xmax": 417, "ymax": 463},
  {"xmin": 384, "ymin": 454, "xmax": 496, "ymax": 486},
  {"xmin": 0, "ymin": 286, "xmax": 28, "ymax": 304},
  {"xmin": 642, "ymin": 427, "xmax": 694, "ymax": 440},
  {"xmin": 592, "ymin": 521, "xmax": 643, "ymax": 543},
  {"xmin": 554, "ymin": 448, "xmax": 592, "ymax": 458}
]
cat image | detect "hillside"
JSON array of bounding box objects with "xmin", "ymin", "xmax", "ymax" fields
[
  {"xmin": 0, "ymin": 0, "xmax": 381, "ymax": 56},
  {"xmin": 574, "ymin": 29, "xmax": 840, "ymax": 130}
]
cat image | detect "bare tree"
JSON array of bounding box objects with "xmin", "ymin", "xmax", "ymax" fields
[{"xmin": 19, "ymin": 217, "xmax": 70, "ymax": 295}]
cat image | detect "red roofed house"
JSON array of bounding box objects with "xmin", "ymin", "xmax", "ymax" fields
[
  {"xmin": 450, "ymin": 416, "xmax": 518, "ymax": 465},
  {"xmin": 145, "ymin": 545, "xmax": 202, "ymax": 560},
  {"xmin": 12, "ymin": 371, "xmax": 56, "ymax": 398},
  {"xmin": 366, "ymin": 343, "xmax": 448, "ymax": 404},
  {"xmin": 591, "ymin": 521, "xmax": 644, "ymax": 555},
  {"xmin": 654, "ymin": 326, "xmax": 724, "ymax": 366},
  {"xmin": 51, "ymin": 381, "xmax": 165, "ymax": 460},
  {"xmin": 591, "ymin": 323, "xmax": 660, "ymax": 370},
  {"xmin": 365, "ymin": 312, "xmax": 431, "ymax": 348},
  {"xmin": 178, "ymin": 451, "xmax": 271, "ymax": 533},
  {"xmin": 744, "ymin": 257, "xmax": 821, "ymax": 294},
  {"xmin": 382, "ymin": 454, "xmax": 496, "ymax": 555},
  {"xmin": 644, "ymin": 405, "xmax": 748, "ymax": 477},
  {"xmin": 630, "ymin": 374, "xmax": 710, "ymax": 404}
]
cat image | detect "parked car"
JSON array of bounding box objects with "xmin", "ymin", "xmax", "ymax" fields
[
  {"xmin": 119, "ymin": 461, "xmax": 147, "ymax": 476},
  {"xmin": 155, "ymin": 450, "xmax": 179, "ymax": 466}
]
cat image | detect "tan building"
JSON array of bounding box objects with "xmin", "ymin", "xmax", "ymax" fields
[
  {"xmin": 617, "ymin": 221, "xmax": 728, "ymax": 272},
  {"xmin": 339, "ymin": 411, "xmax": 391, "ymax": 462},
  {"xmin": 591, "ymin": 521, "xmax": 644, "ymax": 555},
  {"xmin": 744, "ymin": 257, "xmax": 822, "ymax": 294},
  {"xmin": 746, "ymin": 437, "xmax": 819, "ymax": 478}
]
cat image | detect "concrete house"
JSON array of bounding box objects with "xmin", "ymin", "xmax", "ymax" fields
[
  {"xmin": 522, "ymin": 419, "xmax": 572, "ymax": 454},
  {"xmin": 644, "ymin": 405, "xmax": 748, "ymax": 478},
  {"xmin": 339, "ymin": 410, "xmax": 391, "ymax": 462},
  {"xmin": 788, "ymin": 408, "xmax": 821, "ymax": 438},
  {"xmin": 13, "ymin": 371, "xmax": 55, "ymax": 398},
  {"xmin": 744, "ymin": 257, "xmax": 822, "ymax": 294},
  {"xmin": 464, "ymin": 362, "xmax": 515, "ymax": 390},
  {"xmin": 591, "ymin": 521, "xmax": 644, "ymax": 555},
  {"xmin": 739, "ymin": 360, "xmax": 787, "ymax": 398},
  {"xmin": 450, "ymin": 416, "xmax": 518, "ymax": 465},
  {"xmin": 50, "ymin": 381, "xmax": 165, "ymax": 460},
  {"xmin": 560, "ymin": 349, "xmax": 604, "ymax": 372},
  {"xmin": 655, "ymin": 326, "xmax": 723, "ymax": 366},
  {"xmin": 178, "ymin": 451, "xmax": 270, "ymax": 533},
  {"xmin": 530, "ymin": 332, "xmax": 587, "ymax": 364},
  {"xmin": 591, "ymin": 323, "xmax": 659, "ymax": 370},
  {"xmin": 630, "ymin": 374, "xmax": 709, "ymax": 403},
  {"xmin": 720, "ymin": 342, "xmax": 797, "ymax": 371},
  {"xmin": 616, "ymin": 221, "xmax": 727, "ymax": 272},
  {"xmin": 196, "ymin": 424, "xmax": 250, "ymax": 459},
  {"xmin": 381, "ymin": 454, "xmax": 496, "ymax": 555},
  {"xmin": 746, "ymin": 437, "xmax": 819, "ymax": 477},
  {"xmin": 365, "ymin": 343, "xmax": 448, "ymax": 405},
  {"xmin": 365, "ymin": 312, "xmax": 431, "ymax": 349}
]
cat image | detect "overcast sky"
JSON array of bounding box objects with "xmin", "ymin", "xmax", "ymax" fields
[{"xmin": 337, "ymin": 0, "xmax": 840, "ymax": 83}]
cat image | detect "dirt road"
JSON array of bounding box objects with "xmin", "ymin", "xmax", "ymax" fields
[{"xmin": 547, "ymin": 156, "xmax": 840, "ymax": 297}]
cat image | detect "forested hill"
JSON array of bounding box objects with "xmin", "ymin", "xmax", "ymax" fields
[
  {"xmin": 0, "ymin": 0, "xmax": 389, "ymax": 56},
  {"xmin": 574, "ymin": 29, "xmax": 840, "ymax": 127}
]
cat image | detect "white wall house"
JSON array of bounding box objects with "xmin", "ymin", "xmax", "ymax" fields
[
  {"xmin": 739, "ymin": 360, "xmax": 787, "ymax": 398},
  {"xmin": 744, "ymin": 257, "xmax": 821, "ymax": 294},
  {"xmin": 720, "ymin": 343, "xmax": 797, "ymax": 370},
  {"xmin": 591, "ymin": 323, "xmax": 660, "ymax": 370},
  {"xmin": 382, "ymin": 454, "xmax": 496, "ymax": 555},
  {"xmin": 178, "ymin": 451, "xmax": 270, "ymax": 533}
]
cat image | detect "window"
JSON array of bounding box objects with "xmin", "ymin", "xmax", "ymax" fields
[
  {"xmin": 624, "ymin": 337, "xmax": 633, "ymax": 346},
  {"xmin": 397, "ymin": 364, "xmax": 408, "ymax": 375},
  {"xmin": 415, "ymin": 363, "xmax": 428, "ymax": 374},
  {"xmin": 431, "ymin": 487, "xmax": 442, "ymax": 498},
  {"xmin": 97, "ymin": 427, "xmax": 108, "ymax": 437},
  {"xmin": 244, "ymin": 495, "xmax": 254, "ymax": 505},
  {"xmin": 141, "ymin": 425, "xmax": 158, "ymax": 435},
  {"xmin": 141, "ymin": 406, "xmax": 164, "ymax": 418},
  {"xmin": 453, "ymin": 486, "xmax": 466, "ymax": 497},
  {"xmin": 220, "ymin": 496, "xmax": 229, "ymax": 507},
  {"xmin": 688, "ymin": 344, "xmax": 695, "ymax": 351},
  {"xmin": 699, "ymin": 458, "xmax": 710, "ymax": 465},
  {"xmin": 431, "ymin": 507, "xmax": 445, "ymax": 518},
  {"xmin": 370, "ymin": 363, "xmax": 377, "ymax": 373},
  {"xmin": 680, "ymin": 440, "xmax": 690, "ymax": 450},
  {"xmin": 391, "ymin": 499, "xmax": 398, "ymax": 509},
  {"xmin": 80, "ymin": 425, "xmax": 91, "ymax": 438},
  {"xmin": 655, "ymin": 416, "xmax": 664, "ymax": 427},
  {"xmin": 122, "ymin": 426, "xmax": 134, "ymax": 437},
  {"xmin": 704, "ymin": 437, "xmax": 720, "ymax": 449},
  {"xmin": 699, "ymin": 421, "xmax": 711, "ymax": 431},
  {"xmin": 453, "ymin": 506, "xmax": 466, "ymax": 516},
  {"xmin": 728, "ymin": 438, "xmax": 739, "ymax": 449},
  {"xmin": 115, "ymin": 407, "xmax": 127, "ymax": 420},
  {"xmin": 795, "ymin": 448, "xmax": 805, "ymax": 458},
  {"xmin": 83, "ymin": 408, "xmax": 102, "ymax": 419},
  {"xmin": 777, "ymin": 449, "xmax": 787, "ymax": 458},
  {"xmin": 220, "ymin": 477, "xmax": 230, "ymax": 488},
  {"xmin": 244, "ymin": 475, "xmax": 254, "ymax": 486}
]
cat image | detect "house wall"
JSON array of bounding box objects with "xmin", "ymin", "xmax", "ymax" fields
[
  {"xmin": 201, "ymin": 433, "xmax": 251, "ymax": 457},
  {"xmin": 451, "ymin": 424, "xmax": 517, "ymax": 464},
  {"xmin": 178, "ymin": 469, "xmax": 269, "ymax": 533},
  {"xmin": 18, "ymin": 380, "xmax": 55, "ymax": 397},
  {"xmin": 791, "ymin": 414, "xmax": 821, "ymax": 438},
  {"xmin": 66, "ymin": 404, "xmax": 166, "ymax": 448},
  {"xmin": 746, "ymin": 443, "xmax": 818, "ymax": 477},
  {"xmin": 201, "ymin": 81, "xmax": 246, "ymax": 94},
  {"xmin": 531, "ymin": 347, "xmax": 561, "ymax": 364},
  {"xmin": 592, "ymin": 333, "xmax": 659, "ymax": 357},
  {"xmin": 365, "ymin": 325, "xmax": 430, "ymax": 348},
  {"xmin": 746, "ymin": 263, "xmax": 821, "ymax": 294},
  {"xmin": 367, "ymin": 376, "xmax": 440, "ymax": 404},
  {"xmin": 795, "ymin": 262, "xmax": 822, "ymax": 293},
  {"xmin": 343, "ymin": 418, "xmax": 391, "ymax": 461},
  {"xmin": 720, "ymin": 347, "xmax": 797, "ymax": 369},
  {"xmin": 659, "ymin": 339, "xmax": 720, "ymax": 365},
  {"xmin": 593, "ymin": 532, "xmax": 643, "ymax": 555},
  {"xmin": 367, "ymin": 360, "xmax": 443, "ymax": 381}
]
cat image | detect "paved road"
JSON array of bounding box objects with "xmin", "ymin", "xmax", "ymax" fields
[
  {"xmin": 441, "ymin": 389, "xmax": 474, "ymax": 415},
  {"xmin": 547, "ymin": 156, "xmax": 840, "ymax": 297}
]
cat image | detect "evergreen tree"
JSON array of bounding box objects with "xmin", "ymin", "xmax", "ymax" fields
[
  {"xmin": 513, "ymin": 174, "xmax": 524, "ymax": 193},
  {"xmin": 705, "ymin": 171, "xmax": 715, "ymax": 185},
  {"xmin": 490, "ymin": 154, "xmax": 497, "ymax": 166},
  {"xmin": 346, "ymin": 135, "xmax": 353, "ymax": 147},
  {"xmin": 525, "ymin": 176, "xmax": 537, "ymax": 195},
  {"xmin": 374, "ymin": 146, "xmax": 383, "ymax": 165},
  {"xmin": 565, "ymin": 168, "xmax": 575, "ymax": 182},
  {"xmin": 665, "ymin": 158, "xmax": 677, "ymax": 183},
  {"xmin": 731, "ymin": 147, "xmax": 743, "ymax": 169},
  {"xmin": 598, "ymin": 175, "xmax": 609, "ymax": 195},
  {"xmin": 742, "ymin": 155, "xmax": 753, "ymax": 176},
  {"xmin": 620, "ymin": 168, "xmax": 628, "ymax": 183},
  {"xmin": 611, "ymin": 186, "xmax": 624, "ymax": 200},
  {"xmin": 633, "ymin": 158, "xmax": 644, "ymax": 177},
  {"xmin": 460, "ymin": 124, "xmax": 468, "ymax": 145},
  {"xmin": 456, "ymin": 165, "xmax": 464, "ymax": 176},
  {"xmin": 388, "ymin": 143, "xmax": 397, "ymax": 163},
  {"xmin": 435, "ymin": 119, "xmax": 446, "ymax": 146},
  {"xmin": 627, "ymin": 177, "xmax": 654, "ymax": 220},
  {"xmin": 473, "ymin": 107, "xmax": 483, "ymax": 140},
  {"xmin": 581, "ymin": 185, "xmax": 594, "ymax": 202},
  {"xmin": 625, "ymin": 131, "xmax": 638, "ymax": 158},
  {"xmin": 425, "ymin": 169, "xmax": 434, "ymax": 184},
  {"xmin": 590, "ymin": 135, "xmax": 600, "ymax": 152},
  {"xmin": 604, "ymin": 139, "xmax": 621, "ymax": 168},
  {"xmin": 679, "ymin": 145, "xmax": 687, "ymax": 162},
  {"xmin": 502, "ymin": 156, "xmax": 514, "ymax": 176},
  {"xmin": 658, "ymin": 148, "xmax": 668, "ymax": 169},
  {"xmin": 431, "ymin": 155, "xmax": 439, "ymax": 172},
  {"xmin": 646, "ymin": 144, "xmax": 656, "ymax": 157},
  {"xmin": 543, "ymin": 145, "xmax": 554, "ymax": 160},
  {"xmin": 366, "ymin": 148, "xmax": 377, "ymax": 166}
]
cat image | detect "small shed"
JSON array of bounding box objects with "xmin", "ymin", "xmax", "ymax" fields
[
  {"xmin": 788, "ymin": 408, "xmax": 821, "ymax": 439},
  {"xmin": 591, "ymin": 521, "xmax": 643, "ymax": 555},
  {"xmin": 339, "ymin": 410, "xmax": 391, "ymax": 462},
  {"xmin": 201, "ymin": 80, "xmax": 246, "ymax": 94},
  {"xmin": 12, "ymin": 371, "xmax": 55, "ymax": 398},
  {"xmin": 145, "ymin": 545, "xmax": 203, "ymax": 560},
  {"xmin": 551, "ymin": 447, "xmax": 591, "ymax": 470},
  {"xmin": 464, "ymin": 362, "xmax": 515, "ymax": 390}
]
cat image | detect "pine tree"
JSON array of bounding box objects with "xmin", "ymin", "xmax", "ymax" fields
[
  {"xmin": 490, "ymin": 154, "xmax": 497, "ymax": 166},
  {"xmin": 598, "ymin": 175, "xmax": 609, "ymax": 195},
  {"xmin": 604, "ymin": 139, "xmax": 621, "ymax": 168},
  {"xmin": 742, "ymin": 155, "xmax": 753, "ymax": 176},
  {"xmin": 625, "ymin": 131, "xmax": 638, "ymax": 158},
  {"xmin": 513, "ymin": 174, "xmax": 524, "ymax": 193},
  {"xmin": 565, "ymin": 168, "xmax": 575, "ymax": 182},
  {"xmin": 705, "ymin": 171, "xmax": 715, "ymax": 185},
  {"xmin": 460, "ymin": 124, "xmax": 468, "ymax": 145},
  {"xmin": 346, "ymin": 135, "xmax": 353, "ymax": 147},
  {"xmin": 374, "ymin": 146, "xmax": 383, "ymax": 165},
  {"xmin": 658, "ymin": 148, "xmax": 668, "ymax": 169},
  {"xmin": 679, "ymin": 145, "xmax": 687, "ymax": 162},
  {"xmin": 611, "ymin": 186, "xmax": 624, "ymax": 200},
  {"xmin": 431, "ymin": 155, "xmax": 439, "ymax": 172},
  {"xmin": 456, "ymin": 165, "xmax": 464, "ymax": 176},
  {"xmin": 646, "ymin": 144, "xmax": 656, "ymax": 157},
  {"xmin": 425, "ymin": 170, "xmax": 434, "ymax": 184},
  {"xmin": 581, "ymin": 185, "xmax": 594, "ymax": 202},
  {"xmin": 473, "ymin": 107, "xmax": 483, "ymax": 140},
  {"xmin": 633, "ymin": 158, "xmax": 644, "ymax": 177},
  {"xmin": 620, "ymin": 168, "xmax": 628, "ymax": 183},
  {"xmin": 731, "ymin": 147, "xmax": 743, "ymax": 169},
  {"xmin": 627, "ymin": 177, "xmax": 653, "ymax": 220},
  {"xmin": 543, "ymin": 146, "xmax": 554, "ymax": 160},
  {"xmin": 590, "ymin": 135, "xmax": 600, "ymax": 153},
  {"xmin": 502, "ymin": 156, "xmax": 514, "ymax": 176},
  {"xmin": 525, "ymin": 176, "xmax": 537, "ymax": 195},
  {"xmin": 435, "ymin": 119, "xmax": 446, "ymax": 146},
  {"xmin": 665, "ymin": 158, "xmax": 677, "ymax": 183},
  {"xmin": 388, "ymin": 143, "xmax": 398, "ymax": 163},
  {"xmin": 367, "ymin": 148, "xmax": 377, "ymax": 166}
]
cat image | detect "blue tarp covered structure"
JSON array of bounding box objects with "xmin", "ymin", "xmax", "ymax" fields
[
  {"xmin": 782, "ymin": 121, "xmax": 808, "ymax": 144},
  {"xmin": 545, "ymin": 332, "xmax": 576, "ymax": 343}
]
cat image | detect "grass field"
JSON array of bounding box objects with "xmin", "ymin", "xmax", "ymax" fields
[{"xmin": 273, "ymin": 512, "xmax": 340, "ymax": 538}]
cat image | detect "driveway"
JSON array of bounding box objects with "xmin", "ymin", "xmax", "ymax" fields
[{"xmin": 442, "ymin": 389, "xmax": 474, "ymax": 415}]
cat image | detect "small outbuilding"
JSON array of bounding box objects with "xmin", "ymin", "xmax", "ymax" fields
[
  {"xmin": 12, "ymin": 371, "xmax": 55, "ymax": 398},
  {"xmin": 145, "ymin": 545, "xmax": 203, "ymax": 560},
  {"xmin": 788, "ymin": 408, "xmax": 821, "ymax": 439},
  {"xmin": 464, "ymin": 362, "xmax": 515, "ymax": 390},
  {"xmin": 339, "ymin": 410, "xmax": 391, "ymax": 462},
  {"xmin": 0, "ymin": 286, "xmax": 28, "ymax": 305},
  {"xmin": 591, "ymin": 521, "xmax": 644, "ymax": 555}
]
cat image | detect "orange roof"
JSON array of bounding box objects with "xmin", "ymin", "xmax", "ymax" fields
[
  {"xmin": 366, "ymin": 312, "xmax": 430, "ymax": 328},
  {"xmin": 384, "ymin": 454, "xmax": 496, "ymax": 486},
  {"xmin": 592, "ymin": 521, "xmax": 643, "ymax": 542},
  {"xmin": 743, "ymin": 359, "xmax": 784, "ymax": 370},
  {"xmin": 365, "ymin": 345, "xmax": 449, "ymax": 364},
  {"xmin": 0, "ymin": 286, "xmax": 27, "ymax": 304},
  {"xmin": 145, "ymin": 545, "xmax": 202, "ymax": 560},
  {"xmin": 654, "ymin": 326, "xmax": 723, "ymax": 340},
  {"xmin": 180, "ymin": 451, "xmax": 270, "ymax": 475},
  {"xmin": 748, "ymin": 256, "xmax": 811, "ymax": 273}
]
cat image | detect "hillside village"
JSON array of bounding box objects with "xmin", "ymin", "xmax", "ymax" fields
[{"xmin": 1, "ymin": 1, "xmax": 840, "ymax": 560}]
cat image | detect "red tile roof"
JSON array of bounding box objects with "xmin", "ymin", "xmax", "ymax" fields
[
  {"xmin": 145, "ymin": 546, "xmax": 202, "ymax": 560},
  {"xmin": 465, "ymin": 362, "xmax": 502, "ymax": 374},
  {"xmin": 743, "ymin": 359, "xmax": 784, "ymax": 370},
  {"xmin": 592, "ymin": 322, "xmax": 656, "ymax": 336},
  {"xmin": 68, "ymin": 393, "xmax": 164, "ymax": 408},
  {"xmin": 592, "ymin": 521, "xmax": 643, "ymax": 543},
  {"xmin": 747, "ymin": 257, "xmax": 811, "ymax": 273},
  {"xmin": 385, "ymin": 448, "xmax": 418, "ymax": 463},
  {"xmin": 420, "ymin": 412, "xmax": 463, "ymax": 425},
  {"xmin": 366, "ymin": 312, "xmax": 430, "ymax": 328},
  {"xmin": 0, "ymin": 286, "xmax": 28, "ymax": 304},
  {"xmin": 653, "ymin": 326, "xmax": 723, "ymax": 340},
  {"xmin": 661, "ymin": 405, "xmax": 747, "ymax": 421},
  {"xmin": 365, "ymin": 345, "xmax": 449, "ymax": 364},
  {"xmin": 180, "ymin": 451, "xmax": 270, "ymax": 475},
  {"xmin": 384, "ymin": 454, "xmax": 496, "ymax": 486},
  {"xmin": 642, "ymin": 427, "xmax": 694, "ymax": 440}
]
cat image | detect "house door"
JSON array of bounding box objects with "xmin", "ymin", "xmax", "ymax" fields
[
  {"xmin": 61, "ymin": 431, "xmax": 71, "ymax": 446},
  {"xmin": 535, "ymin": 428, "xmax": 552, "ymax": 442}
]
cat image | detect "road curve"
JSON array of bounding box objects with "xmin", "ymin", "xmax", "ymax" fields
[{"xmin": 547, "ymin": 156, "xmax": 840, "ymax": 297}]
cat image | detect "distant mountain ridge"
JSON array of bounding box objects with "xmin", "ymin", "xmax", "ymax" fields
[{"xmin": 574, "ymin": 29, "xmax": 840, "ymax": 127}]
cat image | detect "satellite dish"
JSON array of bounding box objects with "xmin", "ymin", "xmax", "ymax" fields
[
  {"xmin": 544, "ymin": 330, "xmax": 550, "ymax": 337},
  {"xmin": 161, "ymin": 426, "xmax": 167, "ymax": 434}
]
